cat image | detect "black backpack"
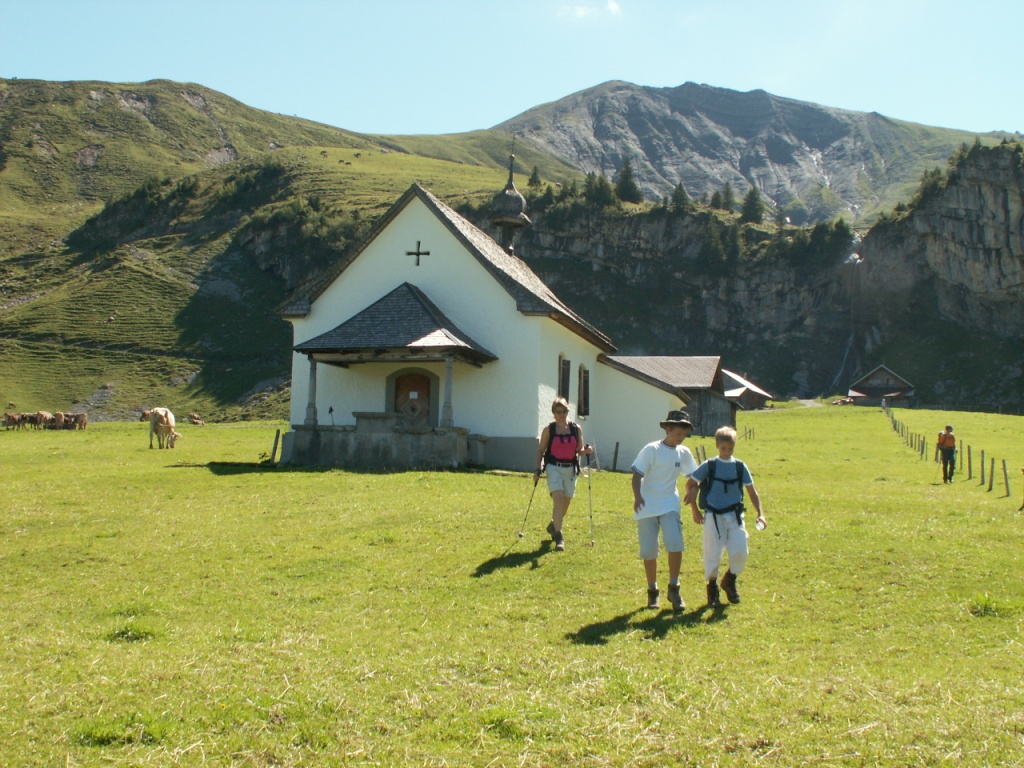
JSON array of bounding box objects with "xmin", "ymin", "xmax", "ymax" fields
[{"xmin": 697, "ymin": 458, "xmax": 747, "ymax": 513}]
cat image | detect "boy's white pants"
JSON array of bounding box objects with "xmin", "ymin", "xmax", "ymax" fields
[{"xmin": 703, "ymin": 511, "xmax": 748, "ymax": 581}]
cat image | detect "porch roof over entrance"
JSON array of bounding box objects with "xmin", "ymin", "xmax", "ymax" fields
[{"xmin": 294, "ymin": 282, "xmax": 498, "ymax": 367}]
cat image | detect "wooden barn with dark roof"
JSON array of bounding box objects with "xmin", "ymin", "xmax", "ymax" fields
[
  {"xmin": 847, "ymin": 365, "xmax": 915, "ymax": 408},
  {"xmin": 599, "ymin": 355, "xmax": 736, "ymax": 436}
]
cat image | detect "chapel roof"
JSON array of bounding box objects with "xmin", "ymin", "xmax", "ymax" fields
[
  {"xmin": 280, "ymin": 183, "xmax": 614, "ymax": 352},
  {"xmin": 599, "ymin": 355, "xmax": 723, "ymax": 397},
  {"xmin": 293, "ymin": 282, "xmax": 497, "ymax": 366}
]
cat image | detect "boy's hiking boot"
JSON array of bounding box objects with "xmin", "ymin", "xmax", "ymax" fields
[
  {"xmin": 721, "ymin": 571, "xmax": 741, "ymax": 604},
  {"xmin": 667, "ymin": 584, "xmax": 684, "ymax": 612},
  {"xmin": 646, "ymin": 588, "xmax": 660, "ymax": 609},
  {"xmin": 706, "ymin": 579, "xmax": 721, "ymax": 608}
]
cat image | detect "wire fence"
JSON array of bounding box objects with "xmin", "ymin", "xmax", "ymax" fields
[{"xmin": 883, "ymin": 406, "xmax": 1018, "ymax": 503}]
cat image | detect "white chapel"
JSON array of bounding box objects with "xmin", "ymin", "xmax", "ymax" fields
[{"xmin": 278, "ymin": 164, "xmax": 734, "ymax": 471}]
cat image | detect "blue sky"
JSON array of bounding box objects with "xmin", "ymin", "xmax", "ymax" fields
[{"xmin": 3, "ymin": 0, "xmax": 1021, "ymax": 136}]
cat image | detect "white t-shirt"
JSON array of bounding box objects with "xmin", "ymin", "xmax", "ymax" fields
[{"xmin": 630, "ymin": 439, "xmax": 698, "ymax": 519}]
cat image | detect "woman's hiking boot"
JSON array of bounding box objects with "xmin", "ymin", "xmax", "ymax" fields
[
  {"xmin": 667, "ymin": 584, "xmax": 685, "ymax": 612},
  {"xmin": 547, "ymin": 522, "xmax": 565, "ymax": 551},
  {"xmin": 646, "ymin": 588, "xmax": 660, "ymax": 609},
  {"xmin": 721, "ymin": 571, "xmax": 741, "ymax": 604},
  {"xmin": 706, "ymin": 579, "xmax": 721, "ymax": 608}
]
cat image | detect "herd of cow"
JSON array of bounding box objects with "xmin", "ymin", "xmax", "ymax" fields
[
  {"xmin": 3, "ymin": 404, "xmax": 205, "ymax": 449},
  {"xmin": 2, "ymin": 410, "xmax": 88, "ymax": 430}
]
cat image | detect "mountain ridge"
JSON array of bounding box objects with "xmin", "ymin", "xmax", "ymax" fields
[{"xmin": 495, "ymin": 79, "xmax": 1013, "ymax": 224}]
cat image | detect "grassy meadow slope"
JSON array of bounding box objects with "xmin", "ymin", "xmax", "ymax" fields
[
  {"xmin": 0, "ymin": 406, "xmax": 1020, "ymax": 765},
  {"xmin": 0, "ymin": 147, "xmax": 544, "ymax": 419},
  {"xmin": 0, "ymin": 79, "xmax": 579, "ymax": 419}
]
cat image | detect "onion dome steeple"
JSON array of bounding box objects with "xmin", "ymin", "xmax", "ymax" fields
[{"xmin": 490, "ymin": 151, "xmax": 531, "ymax": 254}]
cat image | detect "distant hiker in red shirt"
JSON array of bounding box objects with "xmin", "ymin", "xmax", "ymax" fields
[
  {"xmin": 533, "ymin": 397, "xmax": 592, "ymax": 551},
  {"xmin": 935, "ymin": 425, "xmax": 957, "ymax": 483}
]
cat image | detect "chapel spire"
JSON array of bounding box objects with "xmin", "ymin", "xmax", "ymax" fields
[{"xmin": 489, "ymin": 146, "xmax": 531, "ymax": 254}]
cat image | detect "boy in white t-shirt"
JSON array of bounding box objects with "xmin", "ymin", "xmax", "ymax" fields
[{"xmin": 630, "ymin": 410, "xmax": 700, "ymax": 611}]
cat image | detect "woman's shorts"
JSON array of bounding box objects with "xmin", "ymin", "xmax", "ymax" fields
[
  {"xmin": 545, "ymin": 464, "xmax": 577, "ymax": 498},
  {"xmin": 637, "ymin": 512, "xmax": 684, "ymax": 559}
]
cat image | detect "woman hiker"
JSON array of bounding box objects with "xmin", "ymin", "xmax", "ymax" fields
[{"xmin": 532, "ymin": 397, "xmax": 592, "ymax": 551}]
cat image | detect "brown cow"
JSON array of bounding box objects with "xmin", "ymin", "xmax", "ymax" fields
[
  {"xmin": 69, "ymin": 412, "xmax": 88, "ymax": 430},
  {"xmin": 52, "ymin": 412, "xmax": 65, "ymax": 430}
]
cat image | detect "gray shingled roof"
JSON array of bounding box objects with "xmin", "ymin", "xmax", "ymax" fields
[
  {"xmin": 280, "ymin": 183, "xmax": 615, "ymax": 353},
  {"xmin": 294, "ymin": 283, "xmax": 497, "ymax": 365},
  {"xmin": 600, "ymin": 355, "xmax": 722, "ymax": 396}
]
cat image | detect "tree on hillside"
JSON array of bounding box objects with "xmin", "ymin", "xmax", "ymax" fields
[
  {"xmin": 772, "ymin": 205, "xmax": 789, "ymax": 237},
  {"xmin": 710, "ymin": 190, "xmax": 723, "ymax": 210},
  {"xmin": 739, "ymin": 186, "xmax": 765, "ymax": 224},
  {"xmin": 528, "ymin": 166, "xmax": 542, "ymax": 188},
  {"xmin": 671, "ymin": 182, "xmax": 691, "ymax": 214},
  {"xmin": 556, "ymin": 180, "xmax": 579, "ymax": 203},
  {"xmin": 614, "ymin": 158, "xmax": 644, "ymax": 204},
  {"xmin": 721, "ymin": 182, "xmax": 736, "ymax": 212},
  {"xmin": 583, "ymin": 172, "xmax": 617, "ymax": 208}
]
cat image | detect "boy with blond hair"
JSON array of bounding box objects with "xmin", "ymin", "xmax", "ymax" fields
[{"xmin": 684, "ymin": 426, "xmax": 765, "ymax": 608}]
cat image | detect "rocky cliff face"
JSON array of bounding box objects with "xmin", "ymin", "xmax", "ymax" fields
[
  {"xmin": 497, "ymin": 81, "xmax": 1003, "ymax": 225},
  {"xmin": 859, "ymin": 143, "xmax": 1024, "ymax": 335},
  {"xmin": 494, "ymin": 209, "xmax": 859, "ymax": 398},
  {"xmin": 486, "ymin": 144, "xmax": 1024, "ymax": 408}
]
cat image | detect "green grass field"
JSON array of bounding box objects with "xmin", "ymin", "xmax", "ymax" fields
[{"xmin": 1, "ymin": 406, "xmax": 1021, "ymax": 766}]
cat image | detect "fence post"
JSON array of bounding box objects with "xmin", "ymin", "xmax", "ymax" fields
[
  {"xmin": 1002, "ymin": 460, "xmax": 1010, "ymax": 498},
  {"xmin": 270, "ymin": 429, "xmax": 281, "ymax": 463},
  {"xmin": 967, "ymin": 445, "xmax": 972, "ymax": 480},
  {"xmin": 612, "ymin": 441, "xmax": 620, "ymax": 472},
  {"xmin": 981, "ymin": 450, "xmax": 986, "ymax": 485},
  {"xmin": 988, "ymin": 458, "xmax": 996, "ymax": 492}
]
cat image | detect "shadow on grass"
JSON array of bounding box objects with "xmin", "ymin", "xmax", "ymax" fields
[
  {"xmin": 473, "ymin": 540, "xmax": 554, "ymax": 578},
  {"xmin": 566, "ymin": 603, "xmax": 729, "ymax": 645},
  {"xmin": 169, "ymin": 462, "xmax": 413, "ymax": 476}
]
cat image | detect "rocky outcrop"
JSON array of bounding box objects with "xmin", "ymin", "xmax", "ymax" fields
[
  {"xmin": 483, "ymin": 143, "xmax": 1024, "ymax": 408},
  {"xmin": 859, "ymin": 143, "xmax": 1024, "ymax": 335}
]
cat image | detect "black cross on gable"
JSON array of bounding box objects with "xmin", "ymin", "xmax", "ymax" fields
[{"xmin": 406, "ymin": 241, "xmax": 431, "ymax": 266}]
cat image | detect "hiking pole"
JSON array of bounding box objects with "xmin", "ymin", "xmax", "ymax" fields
[
  {"xmin": 517, "ymin": 478, "xmax": 538, "ymax": 539},
  {"xmin": 586, "ymin": 448, "xmax": 595, "ymax": 547}
]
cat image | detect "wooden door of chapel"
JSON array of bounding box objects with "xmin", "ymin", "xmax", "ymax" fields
[{"xmin": 394, "ymin": 373, "xmax": 431, "ymax": 427}]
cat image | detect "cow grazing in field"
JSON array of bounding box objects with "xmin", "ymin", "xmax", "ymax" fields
[
  {"xmin": 139, "ymin": 410, "xmax": 151, "ymax": 422},
  {"xmin": 3, "ymin": 412, "xmax": 20, "ymax": 429},
  {"xmin": 149, "ymin": 407, "xmax": 178, "ymax": 448},
  {"xmin": 69, "ymin": 412, "xmax": 88, "ymax": 430},
  {"xmin": 52, "ymin": 412, "xmax": 65, "ymax": 430}
]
